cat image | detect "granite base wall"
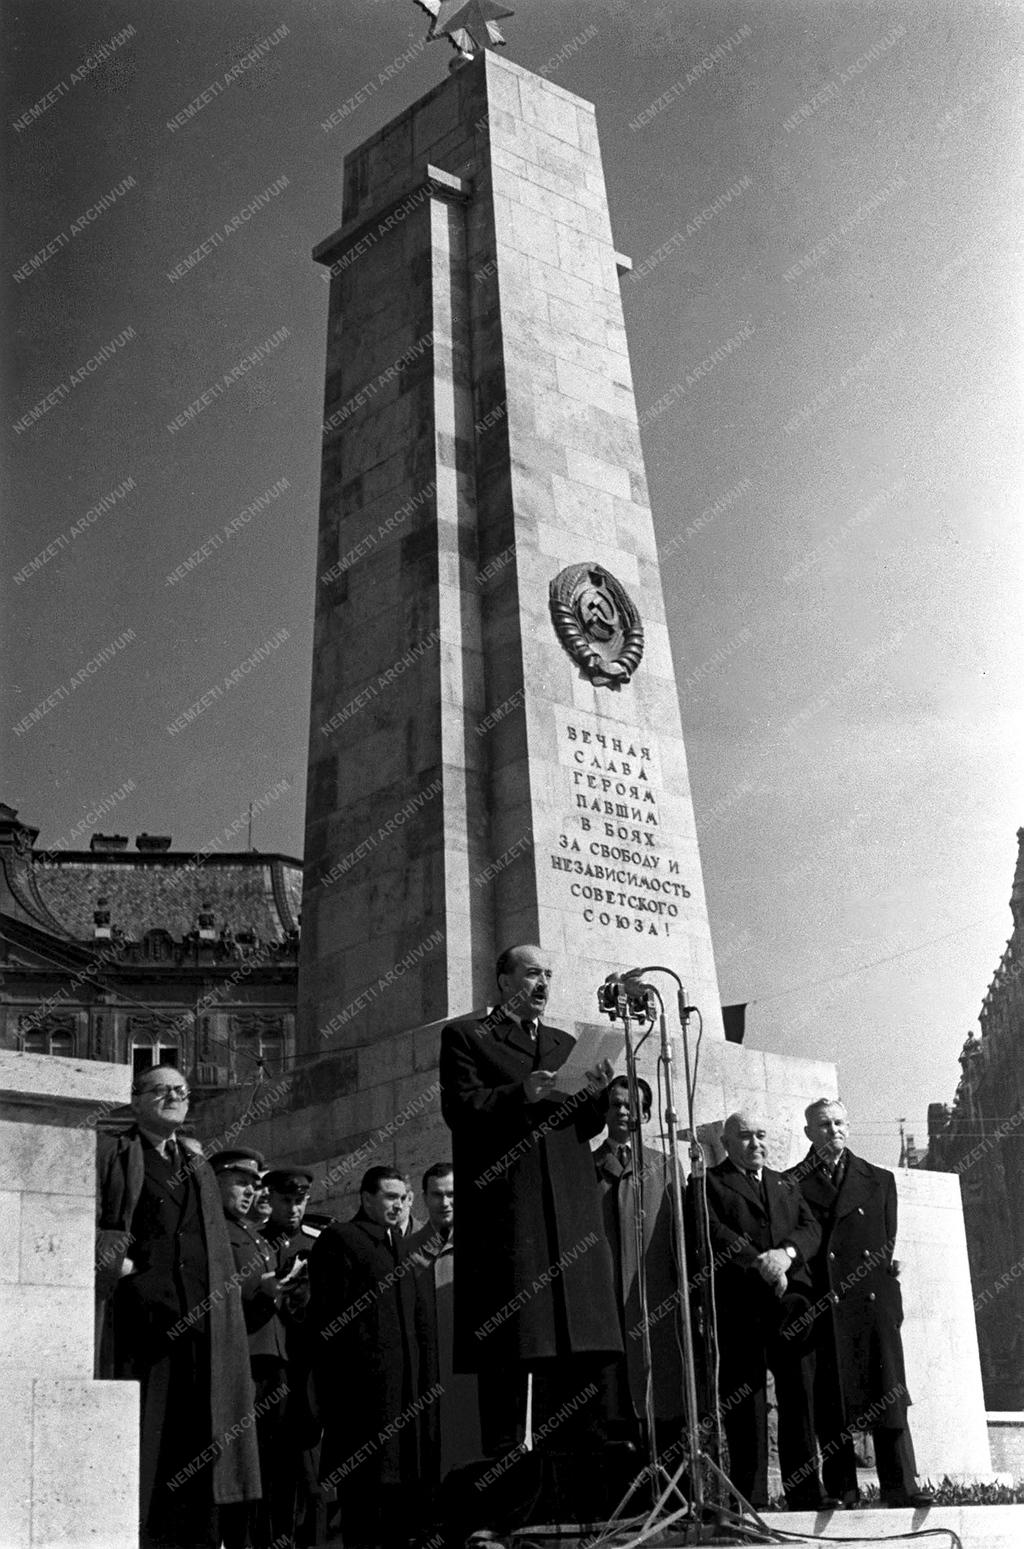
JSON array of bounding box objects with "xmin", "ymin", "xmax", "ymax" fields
[{"xmin": 0, "ymin": 1052, "xmax": 138, "ymax": 1549}]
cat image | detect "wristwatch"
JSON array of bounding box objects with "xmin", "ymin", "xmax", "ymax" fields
[{"xmin": 784, "ymin": 1244, "xmax": 797, "ymax": 1261}]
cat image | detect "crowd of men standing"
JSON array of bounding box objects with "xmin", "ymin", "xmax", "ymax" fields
[{"xmin": 95, "ymin": 943, "xmax": 930, "ymax": 1548}]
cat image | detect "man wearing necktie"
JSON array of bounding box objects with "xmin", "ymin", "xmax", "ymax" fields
[
  {"xmin": 439, "ymin": 944, "xmax": 622, "ymax": 1469},
  {"xmin": 697, "ymin": 1110, "xmax": 828, "ymax": 1511},
  {"xmin": 309, "ymin": 1165, "xmax": 428, "ymax": 1549},
  {"xmin": 593, "ymin": 1075, "xmax": 684, "ymax": 1446},
  {"xmin": 788, "ymin": 1099, "xmax": 932, "ymax": 1509},
  {"xmin": 94, "ymin": 1064, "xmax": 260, "ymax": 1548},
  {"xmin": 407, "ymin": 1163, "xmax": 483, "ymax": 1484}
]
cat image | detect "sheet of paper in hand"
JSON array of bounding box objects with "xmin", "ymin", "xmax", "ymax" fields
[{"xmin": 547, "ymin": 1030, "xmax": 624, "ymax": 1098}]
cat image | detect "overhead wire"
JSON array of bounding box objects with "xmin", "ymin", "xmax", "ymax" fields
[{"xmin": 746, "ymin": 913, "xmax": 1006, "ymax": 1008}]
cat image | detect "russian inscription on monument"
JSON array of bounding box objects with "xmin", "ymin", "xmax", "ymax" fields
[{"xmin": 550, "ymin": 706, "xmax": 692, "ymax": 941}]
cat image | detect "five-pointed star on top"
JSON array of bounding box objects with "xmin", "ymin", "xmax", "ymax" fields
[{"xmin": 415, "ymin": 0, "xmax": 515, "ymax": 60}]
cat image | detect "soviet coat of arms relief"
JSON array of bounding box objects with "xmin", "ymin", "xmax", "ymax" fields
[{"xmin": 549, "ymin": 563, "xmax": 645, "ymax": 687}]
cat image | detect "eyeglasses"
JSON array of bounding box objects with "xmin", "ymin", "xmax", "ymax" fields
[{"xmin": 135, "ymin": 1084, "xmax": 190, "ymax": 1100}]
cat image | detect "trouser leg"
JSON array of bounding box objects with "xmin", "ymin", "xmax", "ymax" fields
[
  {"xmin": 873, "ymin": 1424, "xmax": 917, "ymax": 1496},
  {"xmin": 773, "ymin": 1346, "xmax": 820, "ymax": 1504},
  {"xmin": 718, "ymin": 1348, "xmax": 768, "ymax": 1507},
  {"xmin": 812, "ymin": 1334, "xmax": 858, "ymax": 1498},
  {"xmin": 477, "ymin": 1363, "xmax": 528, "ymax": 1459}
]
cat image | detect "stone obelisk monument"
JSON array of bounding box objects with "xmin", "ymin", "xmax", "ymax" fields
[{"xmin": 302, "ymin": 45, "xmax": 725, "ymax": 1065}]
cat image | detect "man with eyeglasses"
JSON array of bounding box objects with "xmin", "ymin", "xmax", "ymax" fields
[{"xmin": 95, "ymin": 1064, "xmax": 260, "ymax": 1549}]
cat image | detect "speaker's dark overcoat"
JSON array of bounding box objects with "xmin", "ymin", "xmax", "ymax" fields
[
  {"xmin": 787, "ymin": 1149, "xmax": 911, "ymax": 1426},
  {"xmin": 439, "ymin": 1010, "xmax": 622, "ymax": 1372}
]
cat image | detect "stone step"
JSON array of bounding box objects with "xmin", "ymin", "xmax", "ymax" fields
[{"xmin": 515, "ymin": 1502, "xmax": 1024, "ymax": 1547}]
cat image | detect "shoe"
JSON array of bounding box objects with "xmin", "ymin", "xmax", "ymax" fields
[
  {"xmin": 839, "ymin": 1488, "xmax": 861, "ymax": 1508},
  {"xmin": 785, "ymin": 1492, "xmax": 840, "ymax": 1511},
  {"xmin": 879, "ymin": 1487, "xmax": 934, "ymax": 1508}
]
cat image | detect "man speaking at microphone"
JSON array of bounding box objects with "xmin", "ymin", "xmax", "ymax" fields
[{"xmin": 439, "ymin": 943, "xmax": 623, "ymax": 1464}]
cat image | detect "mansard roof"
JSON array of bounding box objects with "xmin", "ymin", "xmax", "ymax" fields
[
  {"xmin": 1, "ymin": 805, "xmax": 301, "ymax": 945},
  {"xmin": 31, "ymin": 850, "xmax": 302, "ymax": 943}
]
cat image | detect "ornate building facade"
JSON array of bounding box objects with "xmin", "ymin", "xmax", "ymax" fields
[
  {"xmin": 920, "ymin": 828, "xmax": 1024, "ymax": 1409},
  {"xmin": 0, "ymin": 804, "xmax": 300, "ymax": 1103}
]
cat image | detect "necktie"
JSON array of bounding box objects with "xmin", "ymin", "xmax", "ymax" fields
[{"xmin": 618, "ymin": 1144, "xmax": 631, "ymax": 1170}]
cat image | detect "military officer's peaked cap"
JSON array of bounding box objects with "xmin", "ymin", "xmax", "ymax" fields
[
  {"xmin": 209, "ymin": 1146, "xmax": 265, "ymax": 1177},
  {"xmin": 263, "ymin": 1165, "xmax": 314, "ymax": 1191}
]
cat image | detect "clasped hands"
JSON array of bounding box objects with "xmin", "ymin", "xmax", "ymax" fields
[
  {"xmin": 754, "ymin": 1246, "xmax": 792, "ymax": 1299},
  {"xmin": 524, "ymin": 1057, "xmax": 614, "ymax": 1104}
]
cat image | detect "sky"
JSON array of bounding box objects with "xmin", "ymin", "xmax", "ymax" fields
[{"xmin": 4, "ymin": 0, "xmax": 1022, "ymax": 1166}]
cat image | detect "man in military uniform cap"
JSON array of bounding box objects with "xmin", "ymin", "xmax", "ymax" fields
[
  {"xmin": 263, "ymin": 1166, "xmax": 317, "ymax": 1264},
  {"xmin": 212, "ymin": 1148, "xmax": 290, "ymax": 1549},
  {"xmin": 261, "ymin": 1166, "xmax": 326, "ymax": 1548}
]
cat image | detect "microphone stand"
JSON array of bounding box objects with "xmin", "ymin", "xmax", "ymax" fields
[
  {"xmin": 590, "ymin": 970, "xmax": 785, "ymax": 1548},
  {"xmin": 619, "ymin": 999, "xmax": 663, "ymax": 1509}
]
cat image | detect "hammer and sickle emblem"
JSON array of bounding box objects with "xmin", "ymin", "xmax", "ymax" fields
[{"xmin": 578, "ymin": 577, "xmax": 618, "ymax": 641}]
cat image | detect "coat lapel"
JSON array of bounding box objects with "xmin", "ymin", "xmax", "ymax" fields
[
  {"xmin": 594, "ymin": 1138, "xmax": 625, "ymax": 1180},
  {"xmin": 538, "ymin": 1021, "xmax": 573, "ymax": 1072},
  {"xmin": 490, "ymin": 1011, "xmax": 573, "ymax": 1071},
  {"xmin": 492, "ymin": 1010, "xmax": 538, "ymax": 1060},
  {"xmin": 721, "ymin": 1159, "xmax": 767, "ymax": 1217},
  {"xmin": 763, "ymin": 1168, "xmax": 783, "ymax": 1236},
  {"xmin": 834, "ymin": 1151, "xmax": 879, "ymax": 1219},
  {"xmin": 798, "ymin": 1150, "xmax": 839, "ymax": 1215},
  {"xmin": 125, "ymin": 1129, "xmax": 145, "ymax": 1223}
]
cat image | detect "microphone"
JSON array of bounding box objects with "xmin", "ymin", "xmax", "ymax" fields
[{"xmin": 597, "ymin": 972, "xmax": 656, "ymax": 1022}]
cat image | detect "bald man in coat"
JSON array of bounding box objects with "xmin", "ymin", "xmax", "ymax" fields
[
  {"xmin": 696, "ymin": 1110, "xmax": 827, "ymax": 1511},
  {"xmin": 439, "ymin": 943, "xmax": 622, "ymax": 1460}
]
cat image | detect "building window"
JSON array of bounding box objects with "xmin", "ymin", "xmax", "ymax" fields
[
  {"xmin": 19, "ymin": 1014, "xmax": 76, "ymax": 1056},
  {"xmin": 130, "ymin": 1044, "xmax": 180, "ymax": 1080},
  {"xmin": 229, "ymin": 1013, "xmax": 285, "ymax": 1078},
  {"xmin": 141, "ymin": 929, "xmax": 176, "ymax": 962},
  {"xmin": 125, "ymin": 1013, "xmax": 183, "ymax": 1078}
]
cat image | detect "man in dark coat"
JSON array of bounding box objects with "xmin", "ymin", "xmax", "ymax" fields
[
  {"xmin": 308, "ymin": 1165, "xmax": 429, "ymax": 1549},
  {"xmin": 408, "ymin": 1161, "xmax": 483, "ymax": 1482},
  {"xmin": 439, "ymin": 943, "xmax": 622, "ymax": 1459},
  {"xmin": 788, "ymin": 1099, "xmax": 932, "ymax": 1508},
  {"xmin": 213, "ymin": 1148, "xmax": 290, "ymax": 1549},
  {"xmin": 694, "ymin": 1109, "xmax": 828, "ymax": 1511},
  {"xmin": 94, "ymin": 1065, "xmax": 261, "ymax": 1549},
  {"xmin": 594, "ymin": 1075, "xmax": 683, "ymax": 1443},
  {"xmin": 262, "ymin": 1165, "xmax": 326, "ymax": 1548}
]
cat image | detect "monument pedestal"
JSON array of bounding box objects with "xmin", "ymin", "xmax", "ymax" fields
[{"xmin": 0, "ymin": 1051, "xmax": 137, "ymax": 1548}]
